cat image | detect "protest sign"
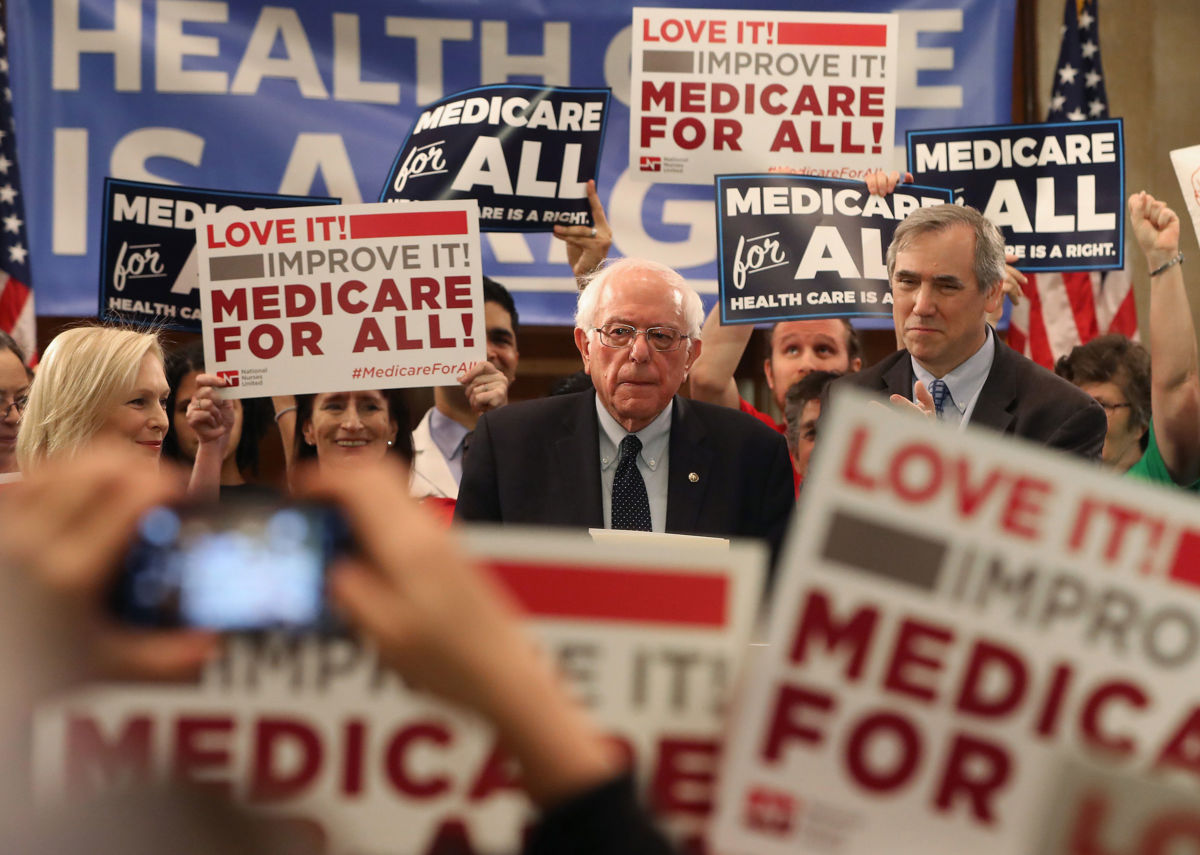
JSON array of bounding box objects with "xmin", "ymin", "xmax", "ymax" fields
[
  {"xmin": 15, "ymin": 0, "xmax": 1016, "ymax": 324},
  {"xmin": 712, "ymin": 388, "xmax": 1200, "ymax": 855},
  {"xmin": 631, "ymin": 8, "xmax": 898, "ymax": 185},
  {"xmin": 907, "ymin": 120, "xmax": 1125, "ymax": 271},
  {"xmin": 34, "ymin": 529, "xmax": 766, "ymax": 855},
  {"xmin": 1169, "ymin": 144, "xmax": 1200, "ymax": 251},
  {"xmin": 1033, "ymin": 759, "xmax": 1200, "ymax": 855},
  {"xmin": 197, "ymin": 200, "xmax": 483, "ymax": 399},
  {"xmin": 99, "ymin": 180, "xmax": 335, "ymax": 332},
  {"xmin": 715, "ymin": 174, "xmax": 950, "ymax": 324},
  {"xmin": 380, "ymin": 85, "xmax": 611, "ymax": 233}
]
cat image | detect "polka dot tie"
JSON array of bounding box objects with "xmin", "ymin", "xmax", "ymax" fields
[
  {"xmin": 612, "ymin": 434, "xmax": 652, "ymax": 532},
  {"xmin": 929, "ymin": 378, "xmax": 952, "ymax": 419}
]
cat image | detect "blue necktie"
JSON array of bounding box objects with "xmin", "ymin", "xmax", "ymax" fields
[
  {"xmin": 612, "ymin": 435, "xmax": 652, "ymax": 531},
  {"xmin": 929, "ymin": 378, "xmax": 953, "ymax": 419}
]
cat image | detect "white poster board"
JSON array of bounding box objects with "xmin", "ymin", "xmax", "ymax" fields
[
  {"xmin": 713, "ymin": 388, "xmax": 1200, "ymax": 855},
  {"xmin": 197, "ymin": 200, "xmax": 485, "ymax": 399},
  {"xmin": 630, "ymin": 7, "xmax": 898, "ymax": 184},
  {"xmin": 34, "ymin": 529, "xmax": 767, "ymax": 854},
  {"xmin": 1170, "ymin": 143, "xmax": 1200, "ymax": 251}
]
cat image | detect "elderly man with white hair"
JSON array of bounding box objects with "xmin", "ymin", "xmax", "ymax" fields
[{"xmin": 456, "ymin": 257, "xmax": 794, "ymax": 562}]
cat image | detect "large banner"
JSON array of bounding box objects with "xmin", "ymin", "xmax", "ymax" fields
[
  {"xmin": 197, "ymin": 200, "xmax": 484, "ymax": 398},
  {"xmin": 12, "ymin": 0, "xmax": 1016, "ymax": 325},
  {"xmin": 34, "ymin": 529, "xmax": 767, "ymax": 855},
  {"xmin": 716, "ymin": 174, "xmax": 950, "ymax": 324},
  {"xmin": 631, "ymin": 8, "xmax": 897, "ymax": 184},
  {"xmin": 380, "ymin": 85, "xmax": 611, "ymax": 232},
  {"xmin": 100, "ymin": 179, "xmax": 335, "ymax": 331},
  {"xmin": 907, "ymin": 120, "xmax": 1125, "ymax": 271},
  {"xmin": 712, "ymin": 389, "xmax": 1200, "ymax": 855}
]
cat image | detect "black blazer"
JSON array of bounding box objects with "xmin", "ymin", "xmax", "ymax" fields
[
  {"xmin": 837, "ymin": 336, "xmax": 1107, "ymax": 459},
  {"xmin": 455, "ymin": 390, "xmax": 795, "ymax": 561}
]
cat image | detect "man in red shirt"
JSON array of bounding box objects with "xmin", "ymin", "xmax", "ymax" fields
[{"xmin": 688, "ymin": 311, "xmax": 862, "ymax": 434}]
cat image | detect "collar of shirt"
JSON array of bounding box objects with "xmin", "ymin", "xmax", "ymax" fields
[
  {"xmin": 910, "ymin": 326, "xmax": 995, "ymax": 427},
  {"xmin": 596, "ymin": 397, "xmax": 672, "ymax": 473},
  {"xmin": 428, "ymin": 406, "xmax": 471, "ymax": 463}
]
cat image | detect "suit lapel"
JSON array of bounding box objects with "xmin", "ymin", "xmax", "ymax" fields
[
  {"xmin": 969, "ymin": 336, "xmax": 1018, "ymax": 433},
  {"xmin": 550, "ymin": 391, "xmax": 604, "ymax": 527},
  {"xmin": 881, "ymin": 351, "xmax": 915, "ymax": 397},
  {"xmin": 666, "ymin": 396, "xmax": 713, "ymax": 533}
]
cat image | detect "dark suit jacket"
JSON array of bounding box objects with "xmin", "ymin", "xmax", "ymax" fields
[
  {"xmin": 454, "ymin": 390, "xmax": 795, "ymax": 561},
  {"xmin": 837, "ymin": 336, "xmax": 1107, "ymax": 459}
]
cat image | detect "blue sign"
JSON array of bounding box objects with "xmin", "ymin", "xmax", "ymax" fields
[
  {"xmin": 716, "ymin": 174, "xmax": 952, "ymax": 324},
  {"xmin": 101, "ymin": 179, "xmax": 335, "ymax": 331},
  {"xmin": 10, "ymin": 0, "xmax": 1015, "ymax": 325},
  {"xmin": 907, "ymin": 119, "xmax": 1125, "ymax": 272},
  {"xmin": 381, "ymin": 84, "xmax": 610, "ymax": 232}
]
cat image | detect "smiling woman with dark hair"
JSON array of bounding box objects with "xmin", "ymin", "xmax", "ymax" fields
[
  {"xmin": 294, "ymin": 389, "xmax": 414, "ymax": 468},
  {"xmin": 163, "ymin": 341, "xmax": 271, "ymax": 491},
  {"xmin": 0, "ymin": 330, "xmax": 30, "ymax": 476}
]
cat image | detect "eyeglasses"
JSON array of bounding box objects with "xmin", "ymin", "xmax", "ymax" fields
[
  {"xmin": 1, "ymin": 395, "xmax": 27, "ymax": 419},
  {"xmin": 1095, "ymin": 400, "xmax": 1131, "ymax": 414},
  {"xmin": 592, "ymin": 323, "xmax": 690, "ymax": 352}
]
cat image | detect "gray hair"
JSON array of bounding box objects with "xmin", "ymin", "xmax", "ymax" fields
[
  {"xmin": 886, "ymin": 204, "xmax": 1006, "ymax": 292},
  {"xmin": 575, "ymin": 257, "xmax": 705, "ymax": 341}
]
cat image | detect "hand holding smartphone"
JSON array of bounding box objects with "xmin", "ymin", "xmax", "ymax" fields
[{"xmin": 112, "ymin": 499, "xmax": 350, "ymax": 633}]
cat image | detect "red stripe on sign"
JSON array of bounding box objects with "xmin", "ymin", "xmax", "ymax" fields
[
  {"xmin": 486, "ymin": 561, "xmax": 729, "ymax": 627},
  {"xmin": 349, "ymin": 210, "xmax": 468, "ymax": 239},
  {"xmin": 776, "ymin": 22, "xmax": 888, "ymax": 47},
  {"xmin": 1168, "ymin": 530, "xmax": 1200, "ymax": 590}
]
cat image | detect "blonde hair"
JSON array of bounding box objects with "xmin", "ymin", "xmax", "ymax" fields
[{"xmin": 17, "ymin": 326, "xmax": 163, "ymax": 469}]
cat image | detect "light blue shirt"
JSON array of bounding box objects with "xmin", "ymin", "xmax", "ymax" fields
[
  {"xmin": 596, "ymin": 397, "xmax": 672, "ymax": 532},
  {"xmin": 428, "ymin": 407, "xmax": 470, "ymax": 485},
  {"xmin": 910, "ymin": 326, "xmax": 995, "ymax": 429}
]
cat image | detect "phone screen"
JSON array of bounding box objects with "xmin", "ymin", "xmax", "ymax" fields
[{"xmin": 114, "ymin": 499, "xmax": 348, "ymax": 632}]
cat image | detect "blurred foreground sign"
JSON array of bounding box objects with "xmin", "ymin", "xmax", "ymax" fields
[
  {"xmin": 712, "ymin": 388, "xmax": 1200, "ymax": 855},
  {"xmin": 34, "ymin": 530, "xmax": 765, "ymax": 855}
]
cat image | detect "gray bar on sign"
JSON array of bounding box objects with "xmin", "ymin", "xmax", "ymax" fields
[
  {"xmin": 820, "ymin": 509, "xmax": 945, "ymax": 591},
  {"xmin": 643, "ymin": 50, "xmax": 694, "ymax": 73},
  {"xmin": 208, "ymin": 254, "xmax": 264, "ymax": 281}
]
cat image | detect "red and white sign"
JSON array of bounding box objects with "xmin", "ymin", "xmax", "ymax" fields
[
  {"xmin": 631, "ymin": 7, "xmax": 898, "ymax": 184},
  {"xmin": 1033, "ymin": 759, "xmax": 1200, "ymax": 855},
  {"xmin": 712, "ymin": 389, "xmax": 1200, "ymax": 855},
  {"xmin": 34, "ymin": 529, "xmax": 766, "ymax": 855},
  {"xmin": 197, "ymin": 200, "xmax": 484, "ymax": 399}
]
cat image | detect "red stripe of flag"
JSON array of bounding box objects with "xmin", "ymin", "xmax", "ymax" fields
[
  {"xmin": 0, "ymin": 277, "xmax": 29, "ymax": 330},
  {"xmin": 486, "ymin": 560, "xmax": 729, "ymax": 627},
  {"xmin": 776, "ymin": 22, "xmax": 888, "ymax": 47},
  {"xmin": 349, "ymin": 210, "xmax": 468, "ymax": 240}
]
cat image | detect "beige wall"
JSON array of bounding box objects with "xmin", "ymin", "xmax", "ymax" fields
[{"xmin": 1036, "ymin": 0, "xmax": 1200, "ymax": 341}]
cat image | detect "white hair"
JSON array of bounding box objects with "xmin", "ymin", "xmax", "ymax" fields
[{"xmin": 574, "ymin": 257, "xmax": 704, "ymax": 342}]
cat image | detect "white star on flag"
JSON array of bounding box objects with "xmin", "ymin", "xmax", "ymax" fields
[
  {"xmin": 0, "ymin": 155, "xmax": 11, "ymax": 174},
  {"xmin": 1079, "ymin": 10, "xmax": 1095, "ymax": 29},
  {"xmin": 1066, "ymin": 108, "xmax": 1086, "ymax": 121},
  {"xmin": 8, "ymin": 243, "xmax": 26, "ymax": 265},
  {"xmin": 2, "ymin": 213, "xmax": 21, "ymax": 234},
  {"xmin": 1088, "ymin": 99, "xmax": 1105, "ymax": 116},
  {"xmin": 1058, "ymin": 64, "xmax": 1078, "ymax": 84},
  {"xmin": 0, "ymin": 184, "xmax": 18, "ymax": 204},
  {"xmin": 1050, "ymin": 92, "xmax": 1066, "ymax": 111},
  {"xmin": 1085, "ymin": 70, "xmax": 1102, "ymax": 88},
  {"xmin": 1082, "ymin": 40, "xmax": 1098, "ymax": 58}
]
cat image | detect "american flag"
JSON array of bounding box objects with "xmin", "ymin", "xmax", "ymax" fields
[
  {"xmin": 1007, "ymin": 0, "xmax": 1137, "ymax": 367},
  {"xmin": 0, "ymin": 0, "xmax": 33, "ymax": 363}
]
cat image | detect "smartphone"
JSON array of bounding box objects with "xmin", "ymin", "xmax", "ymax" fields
[{"xmin": 112, "ymin": 498, "xmax": 351, "ymax": 633}]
